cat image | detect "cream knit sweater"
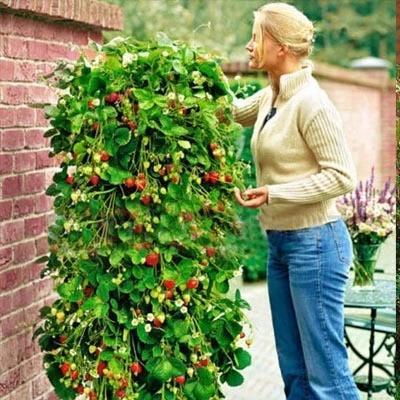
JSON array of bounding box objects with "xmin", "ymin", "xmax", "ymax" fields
[{"xmin": 233, "ymin": 64, "xmax": 357, "ymax": 230}]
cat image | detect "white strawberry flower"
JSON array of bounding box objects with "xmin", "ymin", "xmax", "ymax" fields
[
  {"xmin": 162, "ymin": 51, "xmax": 169, "ymax": 57},
  {"xmin": 178, "ymin": 94, "xmax": 185, "ymax": 102},
  {"xmin": 175, "ymin": 299, "xmax": 184, "ymax": 308},
  {"xmin": 167, "ymin": 92, "xmax": 176, "ymax": 100},
  {"xmin": 145, "ymin": 323, "xmax": 152, "ymax": 333},
  {"xmin": 180, "ymin": 306, "xmax": 188, "ymax": 314},
  {"xmin": 122, "ymin": 52, "xmax": 137, "ymax": 67},
  {"xmin": 146, "ymin": 313, "xmax": 154, "ymax": 322}
]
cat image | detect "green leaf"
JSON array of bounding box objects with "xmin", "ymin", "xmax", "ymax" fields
[
  {"xmin": 57, "ymin": 276, "xmax": 83, "ymax": 302},
  {"xmin": 234, "ymin": 348, "xmax": 252, "ymax": 370},
  {"xmin": 157, "ymin": 229, "xmax": 173, "ymax": 244},
  {"xmin": 109, "ymin": 246, "xmax": 125, "ymax": 266},
  {"xmin": 114, "ymin": 127, "xmax": 131, "ymax": 145},
  {"xmin": 137, "ymin": 324, "xmax": 156, "ymax": 344},
  {"xmin": 193, "ymin": 382, "xmax": 216, "ymax": 400},
  {"xmin": 197, "ymin": 367, "xmax": 214, "ymax": 385},
  {"xmin": 152, "ymin": 359, "xmax": 173, "ymax": 382},
  {"xmin": 88, "ymin": 76, "xmax": 106, "ymax": 95},
  {"xmin": 82, "ymin": 227, "xmax": 93, "ymax": 244},
  {"xmin": 106, "ymin": 166, "xmax": 132, "ymax": 185},
  {"xmin": 109, "ymin": 357, "xmax": 124, "ymax": 374},
  {"xmin": 118, "ymin": 228, "xmax": 134, "ymax": 242},
  {"xmin": 170, "ymin": 358, "xmax": 187, "ymax": 376},
  {"xmin": 100, "ymin": 349, "xmax": 114, "ymax": 361},
  {"xmin": 46, "ymin": 363, "xmax": 76, "ymax": 400},
  {"xmin": 172, "ymin": 59, "xmax": 187, "ymax": 75},
  {"xmin": 97, "ymin": 280, "xmax": 110, "ymax": 302},
  {"xmin": 225, "ymin": 369, "xmax": 244, "ymax": 387},
  {"xmin": 178, "ymin": 140, "xmax": 191, "ymax": 149},
  {"xmin": 73, "ymin": 141, "xmax": 86, "ymax": 155}
]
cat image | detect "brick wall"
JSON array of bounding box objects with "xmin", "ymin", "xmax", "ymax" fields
[
  {"xmin": 0, "ymin": 1, "xmax": 122, "ymax": 399},
  {"xmin": 223, "ymin": 61, "xmax": 396, "ymax": 188}
]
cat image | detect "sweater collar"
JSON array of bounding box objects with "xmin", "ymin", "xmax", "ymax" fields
[{"xmin": 272, "ymin": 63, "xmax": 313, "ymax": 101}]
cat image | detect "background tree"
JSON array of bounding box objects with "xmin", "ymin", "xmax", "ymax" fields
[{"xmin": 104, "ymin": 0, "xmax": 395, "ymax": 71}]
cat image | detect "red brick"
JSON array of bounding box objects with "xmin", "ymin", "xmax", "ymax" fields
[
  {"xmin": 88, "ymin": 30, "xmax": 103, "ymax": 43},
  {"xmin": 0, "ymin": 200, "xmax": 12, "ymax": 221},
  {"xmin": 28, "ymin": 85, "xmax": 57, "ymax": 105},
  {"xmin": 34, "ymin": 277, "xmax": 54, "ymax": 300},
  {"xmin": 19, "ymin": 353, "xmax": 44, "ymax": 387},
  {"xmin": 35, "ymin": 108, "xmax": 49, "ymax": 127},
  {"xmin": 35, "ymin": 149, "xmax": 54, "ymax": 168},
  {"xmin": 47, "ymin": 42, "xmax": 79, "ymax": 61},
  {"xmin": 13, "ymin": 61, "xmax": 36, "ymax": 82},
  {"xmin": 0, "ymin": 12, "xmax": 11, "ymax": 35},
  {"xmin": 44, "ymin": 390, "xmax": 58, "ymax": 400},
  {"xmin": 3, "ymin": 36, "xmax": 29, "ymax": 59},
  {"xmin": 23, "ymin": 171, "xmax": 45, "ymax": 194},
  {"xmin": 35, "ymin": 193, "xmax": 53, "ymax": 213},
  {"xmin": 1, "ymin": 129, "xmax": 24, "ymax": 150},
  {"xmin": 35, "ymin": 236, "xmax": 49, "ymax": 255},
  {"xmin": 13, "ymin": 197, "xmax": 35, "ymax": 217},
  {"xmin": 0, "ymin": 59, "xmax": 14, "ymax": 81},
  {"xmin": 24, "ymin": 215, "xmax": 47, "ymax": 237},
  {"xmin": 0, "ymin": 154, "xmax": 13, "ymax": 174},
  {"xmin": 2, "ymin": 175, "xmax": 23, "ymax": 198},
  {"xmin": 0, "ymin": 292, "xmax": 13, "ymax": 318},
  {"xmin": 13, "ymin": 240, "xmax": 36, "ymax": 264},
  {"xmin": 32, "ymin": 372, "xmax": 50, "ymax": 398},
  {"xmin": 36, "ymin": 62, "xmax": 55, "ymax": 79},
  {"xmin": 15, "ymin": 107, "xmax": 36, "ymax": 127},
  {"xmin": 0, "ymin": 267, "xmax": 22, "ymax": 291},
  {"xmin": 0, "ymin": 106, "xmax": 15, "ymax": 127},
  {"xmin": 0, "ymin": 367, "xmax": 21, "ymax": 397},
  {"xmin": 13, "ymin": 152, "xmax": 36, "ymax": 172},
  {"xmin": 8, "ymin": 381, "xmax": 32, "ymax": 400},
  {"xmin": 0, "ymin": 220, "xmax": 24, "ymax": 245},
  {"xmin": 27, "ymin": 40, "xmax": 48, "ymax": 61},
  {"xmin": 72, "ymin": 29, "xmax": 88, "ymax": 45},
  {"xmin": 24, "ymin": 128, "xmax": 47, "ymax": 149},
  {"xmin": 0, "ymin": 246, "xmax": 13, "ymax": 269},
  {"xmin": 1, "ymin": 85, "xmax": 29, "ymax": 105}
]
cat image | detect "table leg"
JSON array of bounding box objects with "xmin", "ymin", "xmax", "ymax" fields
[{"xmin": 367, "ymin": 308, "xmax": 377, "ymax": 399}]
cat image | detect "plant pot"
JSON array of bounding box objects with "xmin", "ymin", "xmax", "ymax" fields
[{"xmin": 352, "ymin": 243, "xmax": 381, "ymax": 290}]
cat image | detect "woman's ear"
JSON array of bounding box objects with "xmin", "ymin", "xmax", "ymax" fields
[{"xmin": 278, "ymin": 44, "xmax": 289, "ymax": 57}]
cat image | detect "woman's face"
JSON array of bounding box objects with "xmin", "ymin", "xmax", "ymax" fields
[{"xmin": 246, "ymin": 23, "xmax": 284, "ymax": 71}]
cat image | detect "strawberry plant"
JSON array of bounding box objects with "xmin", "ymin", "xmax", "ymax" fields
[{"xmin": 34, "ymin": 33, "xmax": 252, "ymax": 400}]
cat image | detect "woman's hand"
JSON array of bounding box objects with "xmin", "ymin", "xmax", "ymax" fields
[{"xmin": 233, "ymin": 186, "xmax": 269, "ymax": 208}]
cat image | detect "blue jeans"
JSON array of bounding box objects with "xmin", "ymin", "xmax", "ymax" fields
[{"xmin": 266, "ymin": 219, "xmax": 360, "ymax": 400}]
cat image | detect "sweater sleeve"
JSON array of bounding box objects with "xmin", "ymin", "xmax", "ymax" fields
[
  {"xmin": 232, "ymin": 88, "xmax": 266, "ymax": 127},
  {"xmin": 266, "ymin": 106, "xmax": 357, "ymax": 205}
]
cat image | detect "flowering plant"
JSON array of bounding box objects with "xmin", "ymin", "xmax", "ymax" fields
[
  {"xmin": 337, "ymin": 167, "xmax": 396, "ymax": 246},
  {"xmin": 33, "ymin": 34, "xmax": 252, "ymax": 400}
]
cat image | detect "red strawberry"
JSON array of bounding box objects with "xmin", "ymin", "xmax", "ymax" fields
[
  {"xmin": 134, "ymin": 224, "xmax": 144, "ymax": 234},
  {"xmin": 163, "ymin": 279, "xmax": 176, "ymax": 290},
  {"xmin": 225, "ymin": 175, "xmax": 233, "ymax": 183},
  {"xmin": 186, "ymin": 278, "xmax": 199, "ymax": 290},
  {"xmin": 199, "ymin": 359, "xmax": 209, "ymax": 367},
  {"xmin": 130, "ymin": 362, "xmax": 143, "ymax": 376},
  {"xmin": 116, "ymin": 389, "xmax": 126, "ymax": 398},
  {"xmin": 124, "ymin": 177, "xmax": 136, "ymax": 189},
  {"xmin": 97, "ymin": 361, "xmax": 107, "ymax": 377},
  {"xmin": 119, "ymin": 378, "xmax": 129, "ymax": 389},
  {"xmin": 85, "ymin": 373, "xmax": 93, "ymax": 381},
  {"xmin": 89, "ymin": 175, "xmax": 100, "ymax": 186},
  {"xmin": 217, "ymin": 202, "xmax": 225, "ymax": 212},
  {"xmin": 175, "ymin": 375, "xmax": 186, "ymax": 385},
  {"xmin": 240, "ymin": 332, "xmax": 246, "ymax": 338},
  {"xmin": 100, "ymin": 151, "xmax": 110, "ymax": 161},
  {"xmin": 105, "ymin": 92, "xmax": 121, "ymax": 104},
  {"xmin": 182, "ymin": 212, "xmax": 193, "ymax": 222},
  {"xmin": 145, "ymin": 252, "xmax": 159, "ymax": 267},
  {"xmin": 202, "ymin": 173, "xmax": 210, "ymax": 184},
  {"xmin": 92, "ymin": 122, "xmax": 99, "ymax": 132},
  {"xmin": 84, "ymin": 285, "xmax": 94, "ymax": 297},
  {"xmin": 140, "ymin": 195, "xmax": 152, "ymax": 205},
  {"xmin": 206, "ymin": 247, "xmax": 216, "ymax": 257},
  {"xmin": 66, "ymin": 175, "xmax": 74, "ymax": 185},
  {"xmin": 209, "ymin": 143, "xmax": 218, "ymax": 151},
  {"xmin": 58, "ymin": 335, "xmax": 68, "ymax": 344},
  {"xmin": 171, "ymin": 175, "xmax": 180, "ymax": 184},
  {"xmin": 127, "ymin": 121, "xmax": 137, "ymax": 131},
  {"xmin": 132, "ymin": 103, "xmax": 139, "ymax": 114},
  {"xmin": 89, "ymin": 392, "xmax": 97, "ymax": 400},
  {"xmin": 208, "ymin": 171, "xmax": 219, "ymax": 185},
  {"xmin": 88, "ymin": 99, "xmax": 96, "ymax": 109},
  {"xmin": 60, "ymin": 362, "xmax": 70, "ymax": 376},
  {"xmin": 135, "ymin": 178, "xmax": 147, "ymax": 191},
  {"xmin": 71, "ymin": 370, "xmax": 79, "ymax": 380},
  {"xmin": 153, "ymin": 318, "xmax": 163, "ymax": 328},
  {"xmin": 165, "ymin": 164, "xmax": 174, "ymax": 174},
  {"xmin": 75, "ymin": 385, "xmax": 84, "ymax": 394},
  {"xmin": 165, "ymin": 290, "xmax": 174, "ymax": 300}
]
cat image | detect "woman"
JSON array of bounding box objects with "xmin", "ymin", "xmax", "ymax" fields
[{"xmin": 232, "ymin": 3, "xmax": 360, "ymax": 400}]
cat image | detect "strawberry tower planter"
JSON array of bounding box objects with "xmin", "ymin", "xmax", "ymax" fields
[{"xmin": 34, "ymin": 34, "xmax": 252, "ymax": 400}]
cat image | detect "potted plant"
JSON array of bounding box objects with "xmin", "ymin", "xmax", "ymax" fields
[
  {"xmin": 337, "ymin": 167, "xmax": 395, "ymax": 290},
  {"xmin": 33, "ymin": 34, "xmax": 253, "ymax": 400}
]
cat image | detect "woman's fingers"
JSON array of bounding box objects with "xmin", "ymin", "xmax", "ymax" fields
[{"xmin": 233, "ymin": 187, "xmax": 267, "ymax": 208}]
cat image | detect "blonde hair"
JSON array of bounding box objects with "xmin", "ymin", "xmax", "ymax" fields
[{"xmin": 253, "ymin": 2, "xmax": 315, "ymax": 60}]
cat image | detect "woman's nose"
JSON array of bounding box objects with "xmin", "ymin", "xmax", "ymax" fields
[{"xmin": 246, "ymin": 40, "xmax": 253, "ymax": 51}]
